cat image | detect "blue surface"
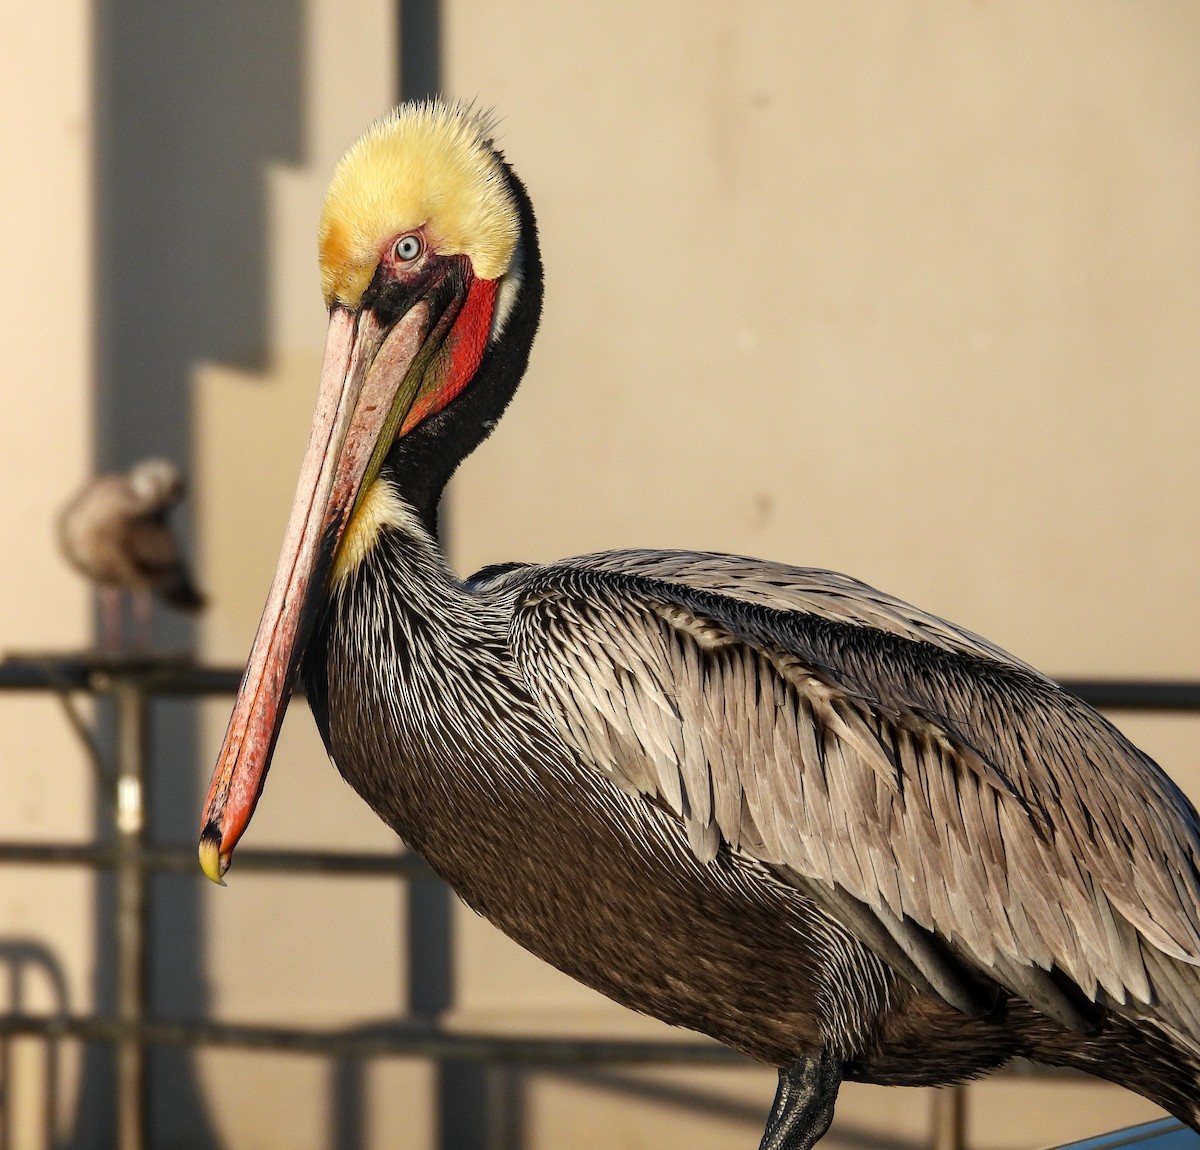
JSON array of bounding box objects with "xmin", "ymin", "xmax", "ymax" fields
[{"xmin": 1054, "ymin": 1120, "xmax": 1198, "ymax": 1150}]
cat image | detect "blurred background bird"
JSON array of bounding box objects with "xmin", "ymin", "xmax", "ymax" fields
[{"xmin": 58, "ymin": 457, "xmax": 205, "ymax": 651}]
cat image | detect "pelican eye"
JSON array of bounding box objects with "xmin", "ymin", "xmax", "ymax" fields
[{"xmin": 393, "ymin": 234, "xmax": 422, "ymax": 263}]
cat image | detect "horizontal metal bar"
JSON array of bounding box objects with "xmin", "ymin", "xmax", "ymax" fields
[
  {"xmin": 0, "ymin": 1016, "xmax": 1085, "ymax": 1077},
  {"xmin": 188, "ymin": 846, "xmax": 437, "ymax": 878},
  {"xmin": 0, "ymin": 655, "xmax": 254, "ymax": 697},
  {"xmin": 0, "ymin": 843, "xmax": 110, "ymax": 866},
  {"xmin": 1056, "ymin": 680, "xmax": 1200, "ymax": 712},
  {"xmin": 3, "ymin": 655, "xmax": 1199, "ymax": 712},
  {"xmin": 0, "ymin": 1014, "xmax": 745, "ymax": 1066},
  {"xmin": 0, "ymin": 842, "xmax": 435, "ymax": 878}
]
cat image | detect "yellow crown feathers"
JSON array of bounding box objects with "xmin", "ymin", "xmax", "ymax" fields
[{"xmin": 319, "ymin": 101, "xmax": 521, "ymax": 308}]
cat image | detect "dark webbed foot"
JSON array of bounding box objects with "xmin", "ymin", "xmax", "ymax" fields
[{"xmin": 758, "ymin": 1050, "xmax": 843, "ymax": 1150}]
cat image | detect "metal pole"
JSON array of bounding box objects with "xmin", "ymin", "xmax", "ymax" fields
[
  {"xmin": 931, "ymin": 1084, "xmax": 965, "ymax": 1150},
  {"xmin": 111, "ymin": 676, "xmax": 147, "ymax": 1150},
  {"xmin": 484, "ymin": 1064, "xmax": 522, "ymax": 1150}
]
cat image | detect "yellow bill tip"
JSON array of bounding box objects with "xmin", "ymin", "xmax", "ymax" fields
[{"xmin": 198, "ymin": 832, "xmax": 230, "ymax": 886}]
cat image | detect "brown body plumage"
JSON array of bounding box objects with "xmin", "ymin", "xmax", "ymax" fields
[
  {"xmin": 202, "ymin": 103, "xmax": 1200, "ymax": 1146},
  {"xmin": 316, "ymin": 504, "xmax": 1200, "ymax": 1126}
]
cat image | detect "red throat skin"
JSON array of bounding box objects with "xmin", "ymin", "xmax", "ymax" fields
[{"xmin": 401, "ymin": 277, "xmax": 498, "ymax": 434}]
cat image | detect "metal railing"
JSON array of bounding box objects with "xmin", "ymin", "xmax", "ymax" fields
[{"xmin": 0, "ymin": 652, "xmax": 1197, "ymax": 1149}]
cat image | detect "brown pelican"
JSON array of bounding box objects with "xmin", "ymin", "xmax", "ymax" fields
[
  {"xmin": 60, "ymin": 457, "xmax": 205, "ymax": 648},
  {"xmin": 199, "ymin": 102, "xmax": 1200, "ymax": 1148}
]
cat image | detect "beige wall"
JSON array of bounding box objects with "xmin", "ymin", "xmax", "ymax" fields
[
  {"xmin": 1, "ymin": 2, "xmax": 1197, "ymax": 1147},
  {"xmin": 0, "ymin": 3, "xmax": 95, "ymax": 1145}
]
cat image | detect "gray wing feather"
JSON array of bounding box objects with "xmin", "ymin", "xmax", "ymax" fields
[
  {"xmin": 561, "ymin": 549, "xmax": 1046, "ymax": 674},
  {"xmin": 506, "ymin": 553, "xmax": 1200, "ymax": 1036}
]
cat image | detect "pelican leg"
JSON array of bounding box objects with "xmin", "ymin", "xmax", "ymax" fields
[{"xmin": 758, "ymin": 1050, "xmax": 842, "ymax": 1150}]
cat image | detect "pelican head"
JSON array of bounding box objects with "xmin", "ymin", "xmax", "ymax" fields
[
  {"xmin": 319, "ymin": 103, "xmax": 519, "ymax": 307},
  {"xmin": 199, "ymin": 101, "xmax": 532, "ymax": 881}
]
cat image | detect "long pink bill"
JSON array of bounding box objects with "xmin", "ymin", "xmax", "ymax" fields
[{"xmin": 199, "ymin": 301, "xmax": 431, "ymax": 882}]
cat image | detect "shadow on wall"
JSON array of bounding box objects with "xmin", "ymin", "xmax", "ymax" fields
[
  {"xmin": 78, "ymin": 5, "xmax": 304, "ymax": 1148},
  {"xmin": 0, "ymin": 941, "xmax": 69, "ymax": 1147}
]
